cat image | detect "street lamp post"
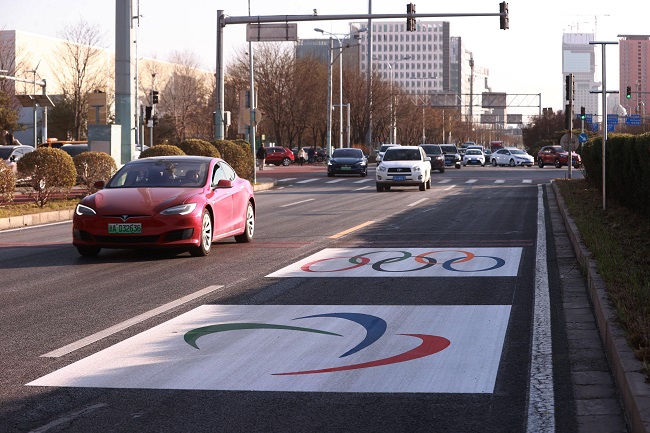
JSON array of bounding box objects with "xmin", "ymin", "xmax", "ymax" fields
[
  {"xmin": 316, "ymin": 28, "xmax": 367, "ymax": 153},
  {"xmin": 373, "ymin": 55, "xmax": 411, "ymax": 144}
]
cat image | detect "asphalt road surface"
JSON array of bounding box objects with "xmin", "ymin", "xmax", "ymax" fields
[{"xmin": 1, "ymin": 164, "xmax": 624, "ymax": 432}]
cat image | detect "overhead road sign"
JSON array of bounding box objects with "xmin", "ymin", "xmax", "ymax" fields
[
  {"xmin": 625, "ymin": 114, "xmax": 641, "ymax": 126},
  {"xmin": 246, "ymin": 23, "xmax": 298, "ymax": 42}
]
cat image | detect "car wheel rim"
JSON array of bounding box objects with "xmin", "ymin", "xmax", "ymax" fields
[
  {"xmin": 201, "ymin": 212, "xmax": 212, "ymax": 251},
  {"xmin": 245, "ymin": 204, "xmax": 254, "ymax": 238}
]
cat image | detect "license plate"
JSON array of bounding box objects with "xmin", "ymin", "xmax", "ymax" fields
[
  {"xmin": 341, "ymin": 166, "xmax": 351, "ymax": 170},
  {"xmin": 108, "ymin": 223, "xmax": 142, "ymax": 234},
  {"xmin": 393, "ymin": 176, "xmax": 406, "ymax": 181}
]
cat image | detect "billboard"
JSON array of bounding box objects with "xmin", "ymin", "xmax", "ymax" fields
[{"xmin": 481, "ymin": 92, "xmax": 507, "ymax": 108}]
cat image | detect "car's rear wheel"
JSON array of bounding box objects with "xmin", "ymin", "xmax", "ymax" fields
[
  {"xmin": 509, "ymin": 159, "xmax": 515, "ymax": 167},
  {"xmin": 538, "ymin": 158, "xmax": 544, "ymax": 168},
  {"xmin": 555, "ymin": 159, "xmax": 562, "ymax": 168},
  {"xmin": 76, "ymin": 246, "xmax": 100, "ymax": 257},
  {"xmin": 440, "ymin": 166, "xmax": 445, "ymax": 173},
  {"xmin": 360, "ymin": 171, "xmax": 367, "ymax": 177},
  {"xmin": 425, "ymin": 177, "xmax": 431, "ymax": 189},
  {"xmin": 235, "ymin": 202, "xmax": 255, "ymax": 243},
  {"xmin": 190, "ymin": 209, "xmax": 212, "ymax": 257},
  {"xmin": 282, "ymin": 158, "xmax": 291, "ymax": 166}
]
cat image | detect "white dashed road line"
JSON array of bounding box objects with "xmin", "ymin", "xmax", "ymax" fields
[{"xmin": 280, "ymin": 198, "xmax": 316, "ymax": 207}]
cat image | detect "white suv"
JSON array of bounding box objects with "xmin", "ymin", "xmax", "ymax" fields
[{"xmin": 376, "ymin": 146, "xmax": 432, "ymax": 192}]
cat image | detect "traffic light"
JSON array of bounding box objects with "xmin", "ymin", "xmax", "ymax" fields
[
  {"xmin": 565, "ymin": 104, "xmax": 572, "ymax": 130},
  {"xmin": 580, "ymin": 106, "xmax": 585, "ymax": 120},
  {"xmin": 152, "ymin": 90, "xmax": 159, "ymax": 104},
  {"xmin": 145, "ymin": 106, "xmax": 152, "ymax": 122},
  {"xmin": 626, "ymin": 86, "xmax": 631, "ymax": 99},
  {"xmin": 406, "ymin": 3, "xmax": 416, "ymax": 32},
  {"xmin": 499, "ymin": 2, "xmax": 509, "ymax": 30},
  {"xmin": 565, "ymin": 74, "xmax": 574, "ymax": 102}
]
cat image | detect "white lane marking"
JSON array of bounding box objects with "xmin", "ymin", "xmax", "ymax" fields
[
  {"xmin": 353, "ymin": 179, "xmax": 372, "ymax": 183},
  {"xmin": 28, "ymin": 305, "xmax": 511, "ymax": 394},
  {"xmin": 444, "ymin": 185, "xmax": 456, "ymax": 191},
  {"xmin": 526, "ymin": 185, "xmax": 555, "ymax": 432},
  {"xmin": 466, "ymin": 179, "xmax": 478, "ymax": 184},
  {"xmin": 28, "ymin": 403, "xmax": 108, "ymax": 433},
  {"xmin": 296, "ymin": 178, "xmax": 319, "ymax": 184},
  {"xmin": 278, "ymin": 178, "xmax": 297, "ymax": 182},
  {"xmin": 438, "ymin": 179, "xmax": 452, "ymax": 184},
  {"xmin": 280, "ymin": 198, "xmax": 316, "ymax": 208},
  {"xmin": 41, "ymin": 285, "xmax": 225, "ymax": 358},
  {"xmin": 495, "ymin": 180, "xmax": 505, "ymax": 184},
  {"xmin": 523, "ymin": 179, "xmax": 533, "ymax": 184},
  {"xmin": 325, "ymin": 179, "xmax": 345, "ymax": 183},
  {"xmin": 407, "ymin": 198, "xmax": 427, "ymax": 207},
  {"xmin": 353, "ymin": 186, "xmax": 371, "ymax": 191}
]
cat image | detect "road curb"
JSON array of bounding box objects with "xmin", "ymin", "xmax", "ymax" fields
[
  {"xmin": 552, "ymin": 181, "xmax": 650, "ymax": 433},
  {"xmin": 0, "ymin": 180, "xmax": 277, "ymax": 231}
]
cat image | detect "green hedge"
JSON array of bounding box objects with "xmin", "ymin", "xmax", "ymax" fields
[
  {"xmin": 213, "ymin": 139, "xmax": 254, "ymax": 182},
  {"xmin": 581, "ymin": 132, "xmax": 650, "ymax": 214}
]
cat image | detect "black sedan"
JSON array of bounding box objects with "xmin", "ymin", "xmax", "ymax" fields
[{"xmin": 327, "ymin": 148, "xmax": 368, "ymax": 177}]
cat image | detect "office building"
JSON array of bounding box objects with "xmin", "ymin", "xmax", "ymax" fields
[
  {"xmin": 618, "ymin": 35, "xmax": 650, "ymax": 119},
  {"xmin": 562, "ymin": 33, "xmax": 599, "ymax": 118}
]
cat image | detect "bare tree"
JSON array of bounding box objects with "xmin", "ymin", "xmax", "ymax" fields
[{"xmin": 53, "ymin": 19, "xmax": 108, "ymax": 140}]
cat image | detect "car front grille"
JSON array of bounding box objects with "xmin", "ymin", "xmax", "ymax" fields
[{"xmin": 387, "ymin": 168, "xmax": 412, "ymax": 173}]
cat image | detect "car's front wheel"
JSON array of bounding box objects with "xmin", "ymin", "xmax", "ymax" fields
[
  {"xmin": 77, "ymin": 246, "xmax": 101, "ymax": 257},
  {"xmin": 509, "ymin": 159, "xmax": 516, "ymax": 167},
  {"xmin": 235, "ymin": 202, "xmax": 255, "ymax": 243},
  {"xmin": 538, "ymin": 158, "xmax": 545, "ymax": 168},
  {"xmin": 492, "ymin": 159, "xmax": 497, "ymax": 166},
  {"xmin": 376, "ymin": 184, "xmax": 384, "ymax": 192},
  {"xmin": 190, "ymin": 209, "xmax": 212, "ymax": 257},
  {"xmin": 419, "ymin": 182, "xmax": 426, "ymax": 191}
]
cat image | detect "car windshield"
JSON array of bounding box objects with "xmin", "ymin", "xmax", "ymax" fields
[
  {"xmin": 510, "ymin": 149, "xmax": 526, "ymax": 155},
  {"xmin": 466, "ymin": 149, "xmax": 482, "ymax": 155},
  {"xmin": 0, "ymin": 148, "xmax": 14, "ymax": 159},
  {"xmin": 379, "ymin": 145, "xmax": 395, "ymax": 153},
  {"xmin": 440, "ymin": 146, "xmax": 457, "ymax": 154},
  {"xmin": 332, "ymin": 149, "xmax": 362, "ymax": 158},
  {"xmin": 107, "ymin": 160, "xmax": 209, "ymax": 188},
  {"xmin": 420, "ymin": 145, "xmax": 442, "ymax": 154},
  {"xmin": 383, "ymin": 149, "xmax": 422, "ymax": 161}
]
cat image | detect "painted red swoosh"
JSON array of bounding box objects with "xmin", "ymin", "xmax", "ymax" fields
[{"xmin": 272, "ymin": 334, "xmax": 450, "ymax": 376}]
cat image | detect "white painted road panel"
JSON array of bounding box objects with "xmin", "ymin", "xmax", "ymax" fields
[
  {"xmin": 267, "ymin": 247, "xmax": 522, "ymax": 278},
  {"xmin": 27, "ymin": 304, "xmax": 511, "ymax": 393}
]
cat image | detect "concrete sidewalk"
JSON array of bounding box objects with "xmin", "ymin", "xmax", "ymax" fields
[{"xmin": 0, "ymin": 178, "xmax": 276, "ymax": 231}]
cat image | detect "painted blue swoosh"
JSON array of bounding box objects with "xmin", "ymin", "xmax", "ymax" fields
[{"xmin": 294, "ymin": 313, "xmax": 387, "ymax": 358}]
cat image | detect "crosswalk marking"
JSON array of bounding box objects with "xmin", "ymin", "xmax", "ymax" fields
[
  {"xmin": 353, "ymin": 179, "xmax": 373, "ymax": 183},
  {"xmin": 438, "ymin": 179, "xmax": 452, "ymax": 184},
  {"xmin": 495, "ymin": 180, "xmax": 505, "ymax": 184},
  {"xmin": 296, "ymin": 178, "xmax": 319, "ymax": 184},
  {"xmin": 466, "ymin": 179, "xmax": 478, "ymax": 184},
  {"xmin": 325, "ymin": 179, "xmax": 345, "ymax": 184},
  {"xmin": 522, "ymin": 179, "xmax": 533, "ymax": 184},
  {"xmin": 278, "ymin": 178, "xmax": 297, "ymax": 182}
]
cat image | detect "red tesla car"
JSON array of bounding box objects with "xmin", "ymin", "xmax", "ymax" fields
[{"xmin": 72, "ymin": 156, "xmax": 255, "ymax": 257}]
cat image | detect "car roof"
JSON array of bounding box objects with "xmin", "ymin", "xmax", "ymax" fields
[{"xmin": 386, "ymin": 145, "xmax": 421, "ymax": 150}]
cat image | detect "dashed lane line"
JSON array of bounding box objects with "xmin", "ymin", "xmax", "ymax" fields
[{"xmin": 280, "ymin": 198, "xmax": 316, "ymax": 208}]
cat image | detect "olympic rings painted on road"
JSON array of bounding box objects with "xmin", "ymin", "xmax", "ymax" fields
[{"xmin": 300, "ymin": 249, "xmax": 505, "ymax": 273}]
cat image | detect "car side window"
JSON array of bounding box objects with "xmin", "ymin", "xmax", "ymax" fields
[
  {"xmin": 212, "ymin": 163, "xmax": 227, "ymax": 186},
  {"xmin": 220, "ymin": 161, "xmax": 236, "ymax": 181}
]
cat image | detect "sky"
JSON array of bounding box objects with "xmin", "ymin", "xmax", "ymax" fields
[{"xmin": 2, "ymin": 0, "xmax": 647, "ymax": 118}]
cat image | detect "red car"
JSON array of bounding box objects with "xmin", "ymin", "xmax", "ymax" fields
[
  {"xmin": 72, "ymin": 156, "xmax": 255, "ymax": 257},
  {"xmin": 264, "ymin": 146, "xmax": 294, "ymax": 166},
  {"xmin": 537, "ymin": 145, "xmax": 582, "ymax": 168}
]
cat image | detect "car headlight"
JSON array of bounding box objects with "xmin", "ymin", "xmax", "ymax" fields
[
  {"xmin": 377, "ymin": 164, "xmax": 387, "ymax": 172},
  {"xmin": 75, "ymin": 204, "xmax": 96, "ymax": 216},
  {"xmin": 160, "ymin": 203, "xmax": 197, "ymax": 216},
  {"xmin": 412, "ymin": 165, "xmax": 422, "ymax": 172},
  {"xmin": 327, "ymin": 160, "xmax": 334, "ymax": 166}
]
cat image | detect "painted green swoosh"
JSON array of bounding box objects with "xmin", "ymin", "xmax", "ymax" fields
[{"xmin": 184, "ymin": 322, "xmax": 342, "ymax": 349}]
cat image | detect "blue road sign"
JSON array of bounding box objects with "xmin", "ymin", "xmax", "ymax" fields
[
  {"xmin": 585, "ymin": 114, "xmax": 593, "ymax": 124},
  {"xmin": 591, "ymin": 123, "xmax": 599, "ymax": 132},
  {"xmin": 607, "ymin": 114, "xmax": 618, "ymax": 125},
  {"xmin": 607, "ymin": 123, "xmax": 615, "ymax": 132},
  {"xmin": 625, "ymin": 114, "xmax": 642, "ymax": 126},
  {"xmin": 578, "ymin": 133, "xmax": 588, "ymax": 143}
]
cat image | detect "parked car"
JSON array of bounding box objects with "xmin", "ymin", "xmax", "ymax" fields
[
  {"xmin": 490, "ymin": 147, "xmax": 534, "ymax": 167},
  {"xmin": 537, "ymin": 145, "xmax": 582, "ymax": 168},
  {"xmin": 72, "ymin": 156, "xmax": 255, "ymax": 257},
  {"xmin": 375, "ymin": 143, "xmax": 401, "ymax": 164},
  {"xmin": 439, "ymin": 144, "xmax": 462, "ymax": 169},
  {"xmin": 419, "ymin": 144, "xmax": 445, "ymax": 173},
  {"xmin": 327, "ymin": 148, "xmax": 368, "ymax": 177},
  {"xmin": 60, "ymin": 143, "xmax": 89, "ymax": 158},
  {"xmin": 0, "ymin": 144, "xmax": 35, "ymax": 173},
  {"xmin": 376, "ymin": 145, "xmax": 432, "ymax": 192},
  {"xmin": 264, "ymin": 146, "xmax": 294, "ymax": 166},
  {"xmin": 462, "ymin": 148, "xmax": 486, "ymax": 166}
]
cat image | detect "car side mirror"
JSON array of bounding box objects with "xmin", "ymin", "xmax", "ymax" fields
[
  {"xmin": 93, "ymin": 180, "xmax": 105, "ymax": 190},
  {"xmin": 215, "ymin": 179, "xmax": 233, "ymax": 189},
  {"xmin": 9, "ymin": 155, "xmax": 16, "ymax": 162},
  {"xmin": 424, "ymin": 156, "xmax": 431, "ymax": 161}
]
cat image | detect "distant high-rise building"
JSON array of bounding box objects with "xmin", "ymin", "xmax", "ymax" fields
[
  {"xmin": 618, "ymin": 35, "xmax": 650, "ymax": 119},
  {"xmin": 562, "ymin": 33, "xmax": 599, "ymax": 119}
]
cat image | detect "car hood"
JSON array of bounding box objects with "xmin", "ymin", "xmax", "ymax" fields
[
  {"xmin": 380, "ymin": 160, "xmax": 428, "ymax": 169},
  {"xmin": 331, "ymin": 157, "xmax": 365, "ymax": 164},
  {"xmin": 80, "ymin": 187, "xmax": 202, "ymax": 216}
]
